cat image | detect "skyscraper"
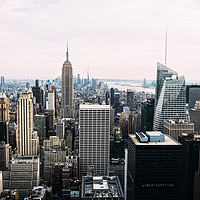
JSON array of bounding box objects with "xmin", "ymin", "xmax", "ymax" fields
[
  {"xmin": 17, "ymin": 92, "xmax": 34, "ymax": 155},
  {"xmin": 32, "ymin": 79, "xmax": 41, "ymax": 104},
  {"xmin": 127, "ymin": 89, "xmax": 134, "ymax": 111},
  {"xmin": 110, "ymin": 87, "xmax": 114, "ymax": 107},
  {"xmin": 153, "ymin": 63, "xmax": 186, "ymax": 132},
  {"xmin": 1, "ymin": 76, "xmax": 5, "ymax": 87},
  {"xmin": 0, "ymin": 94, "xmax": 10, "ymax": 123},
  {"xmin": 87, "ymin": 68, "xmax": 90, "ymax": 85},
  {"xmin": 128, "ymin": 132, "xmax": 182, "ymax": 200},
  {"xmin": 79, "ymin": 105, "xmax": 110, "ymax": 176},
  {"xmin": 141, "ymin": 98, "xmax": 155, "ymax": 132},
  {"xmin": 61, "ymin": 45, "xmax": 73, "ymax": 118}
]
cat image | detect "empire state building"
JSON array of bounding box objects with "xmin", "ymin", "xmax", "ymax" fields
[{"xmin": 61, "ymin": 45, "xmax": 74, "ymax": 118}]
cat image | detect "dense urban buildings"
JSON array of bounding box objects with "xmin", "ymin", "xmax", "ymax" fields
[{"xmin": 1, "ymin": 43, "xmax": 198, "ymax": 200}]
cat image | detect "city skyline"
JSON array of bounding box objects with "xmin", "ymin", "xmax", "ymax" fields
[{"xmin": 1, "ymin": 0, "xmax": 200, "ymax": 80}]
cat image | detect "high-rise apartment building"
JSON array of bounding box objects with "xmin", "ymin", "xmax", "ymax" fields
[
  {"xmin": 17, "ymin": 92, "xmax": 34, "ymax": 155},
  {"xmin": 153, "ymin": 63, "xmax": 186, "ymax": 132},
  {"xmin": 61, "ymin": 46, "xmax": 73, "ymax": 118},
  {"xmin": 79, "ymin": 105, "xmax": 110, "ymax": 176},
  {"xmin": 128, "ymin": 132, "xmax": 182, "ymax": 200},
  {"xmin": 0, "ymin": 93, "xmax": 9, "ymax": 123}
]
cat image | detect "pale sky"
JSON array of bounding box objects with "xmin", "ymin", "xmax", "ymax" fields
[{"xmin": 1, "ymin": 0, "xmax": 200, "ymax": 80}]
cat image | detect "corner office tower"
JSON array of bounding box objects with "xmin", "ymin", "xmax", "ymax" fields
[
  {"xmin": 153, "ymin": 63, "xmax": 186, "ymax": 132},
  {"xmin": 61, "ymin": 45, "xmax": 74, "ymax": 118}
]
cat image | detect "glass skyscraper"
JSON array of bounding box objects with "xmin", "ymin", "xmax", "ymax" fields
[{"xmin": 153, "ymin": 63, "xmax": 186, "ymax": 132}]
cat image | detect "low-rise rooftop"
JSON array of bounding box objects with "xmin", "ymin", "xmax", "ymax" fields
[{"xmin": 82, "ymin": 176, "xmax": 124, "ymax": 199}]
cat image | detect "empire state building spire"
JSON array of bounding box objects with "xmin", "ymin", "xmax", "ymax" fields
[{"xmin": 66, "ymin": 42, "xmax": 69, "ymax": 62}]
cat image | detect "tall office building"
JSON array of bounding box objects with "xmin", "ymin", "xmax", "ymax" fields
[
  {"xmin": 77, "ymin": 74, "xmax": 81, "ymax": 85},
  {"xmin": 56, "ymin": 119, "xmax": 65, "ymax": 139},
  {"xmin": 153, "ymin": 63, "xmax": 186, "ymax": 132},
  {"xmin": 17, "ymin": 92, "xmax": 34, "ymax": 155},
  {"xmin": 79, "ymin": 105, "xmax": 110, "ymax": 176},
  {"xmin": 141, "ymin": 98, "xmax": 155, "ymax": 132},
  {"xmin": 32, "ymin": 79, "xmax": 41, "ymax": 104},
  {"xmin": 87, "ymin": 68, "xmax": 90, "ymax": 85},
  {"xmin": 1, "ymin": 76, "xmax": 5, "ymax": 87},
  {"xmin": 51, "ymin": 85, "xmax": 58, "ymax": 117},
  {"xmin": 61, "ymin": 45, "xmax": 73, "ymax": 118},
  {"xmin": 110, "ymin": 88, "xmax": 114, "ymax": 107},
  {"xmin": 127, "ymin": 89, "xmax": 134, "ymax": 111},
  {"xmin": 47, "ymin": 90, "xmax": 55, "ymax": 110},
  {"xmin": 0, "ymin": 121, "xmax": 9, "ymax": 144},
  {"xmin": 34, "ymin": 114, "xmax": 47, "ymax": 145},
  {"xmin": 128, "ymin": 132, "xmax": 182, "ymax": 200},
  {"xmin": 0, "ymin": 93, "xmax": 10, "ymax": 123}
]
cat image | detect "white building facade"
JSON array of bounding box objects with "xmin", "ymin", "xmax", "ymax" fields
[{"xmin": 79, "ymin": 105, "xmax": 110, "ymax": 176}]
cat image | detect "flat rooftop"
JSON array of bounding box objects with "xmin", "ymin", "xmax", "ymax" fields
[
  {"xmin": 164, "ymin": 120, "xmax": 194, "ymax": 125},
  {"xmin": 129, "ymin": 134, "xmax": 181, "ymax": 146},
  {"xmin": 82, "ymin": 176, "xmax": 124, "ymax": 199},
  {"xmin": 80, "ymin": 104, "xmax": 110, "ymax": 109}
]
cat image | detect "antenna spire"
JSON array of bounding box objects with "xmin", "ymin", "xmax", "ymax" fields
[
  {"xmin": 66, "ymin": 42, "xmax": 69, "ymax": 62},
  {"xmin": 165, "ymin": 27, "xmax": 167, "ymax": 66}
]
